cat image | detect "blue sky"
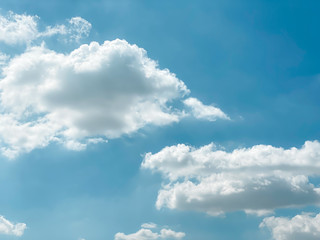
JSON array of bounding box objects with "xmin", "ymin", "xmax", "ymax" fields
[{"xmin": 0, "ymin": 1, "xmax": 320, "ymax": 240}]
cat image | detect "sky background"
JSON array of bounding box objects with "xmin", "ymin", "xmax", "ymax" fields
[{"xmin": 0, "ymin": 1, "xmax": 320, "ymax": 240}]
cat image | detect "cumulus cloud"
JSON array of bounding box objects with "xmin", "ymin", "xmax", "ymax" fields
[
  {"xmin": 260, "ymin": 212, "xmax": 320, "ymax": 240},
  {"xmin": 114, "ymin": 224, "xmax": 185, "ymax": 240},
  {"xmin": 142, "ymin": 141, "xmax": 320, "ymax": 216},
  {"xmin": 0, "ymin": 215, "xmax": 26, "ymax": 237},
  {"xmin": 0, "ymin": 11, "xmax": 91, "ymax": 45},
  {"xmin": 0, "ymin": 11, "xmax": 228, "ymax": 158},
  {"xmin": 183, "ymin": 97, "xmax": 229, "ymax": 121},
  {"xmin": 0, "ymin": 39, "xmax": 225, "ymax": 158}
]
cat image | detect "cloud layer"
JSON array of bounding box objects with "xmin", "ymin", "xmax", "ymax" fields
[
  {"xmin": 261, "ymin": 213, "xmax": 320, "ymax": 240},
  {"xmin": 142, "ymin": 141, "xmax": 320, "ymax": 215},
  {"xmin": 0, "ymin": 215, "xmax": 26, "ymax": 237},
  {"xmin": 114, "ymin": 223, "xmax": 185, "ymax": 240}
]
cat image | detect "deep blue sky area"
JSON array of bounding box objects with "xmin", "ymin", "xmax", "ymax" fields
[{"xmin": 0, "ymin": 1, "xmax": 320, "ymax": 240}]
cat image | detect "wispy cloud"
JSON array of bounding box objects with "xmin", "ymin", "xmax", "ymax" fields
[
  {"xmin": 0, "ymin": 215, "xmax": 26, "ymax": 237},
  {"xmin": 0, "ymin": 11, "xmax": 91, "ymax": 45},
  {"xmin": 39, "ymin": 16, "xmax": 91, "ymax": 42},
  {"xmin": 141, "ymin": 223, "xmax": 157, "ymax": 229},
  {"xmin": 183, "ymin": 97, "xmax": 230, "ymax": 121}
]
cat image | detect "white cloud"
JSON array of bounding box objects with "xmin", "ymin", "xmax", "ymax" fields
[
  {"xmin": 260, "ymin": 213, "xmax": 320, "ymax": 240},
  {"xmin": 0, "ymin": 215, "xmax": 26, "ymax": 237},
  {"xmin": 114, "ymin": 225, "xmax": 185, "ymax": 240},
  {"xmin": 86, "ymin": 137, "xmax": 108, "ymax": 144},
  {"xmin": 0, "ymin": 11, "xmax": 38, "ymax": 45},
  {"xmin": 142, "ymin": 141, "xmax": 320, "ymax": 216},
  {"xmin": 0, "ymin": 39, "xmax": 224, "ymax": 158},
  {"xmin": 183, "ymin": 97, "xmax": 229, "ymax": 121},
  {"xmin": 68, "ymin": 17, "xmax": 92, "ymax": 42},
  {"xmin": 0, "ymin": 11, "xmax": 91, "ymax": 45},
  {"xmin": 40, "ymin": 17, "xmax": 91, "ymax": 42},
  {"xmin": 141, "ymin": 223, "xmax": 157, "ymax": 229},
  {"xmin": 40, "ymin": 24, "xmax": 67, "ymax": 37},
  {"xmin": 0, "ymin": 114, "xmax": 61, "ymax": 159},
  {"xmin": 0, "ymin": 12, "xmax": 228, "ymax": 158}
]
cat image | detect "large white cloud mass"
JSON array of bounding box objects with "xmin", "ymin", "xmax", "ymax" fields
[
  {"xmin": 0, "ymin": 40, "xmax": 185, "ymax": 157},
  {"xmin": 114, "ymin": 223, "xmax": 185, "ymax": 240},
  {"xmin": 142, "ymin": 141, "xmax": 320, "ymax": 216},
  {"xmin": 0, "ymin": 39, "xmax": 227, "ymax": 158},
  {"xmin": 260, "ymin": 213, "xmax": 320, "ymax": 240},
  {"xmin": 0, "ymin": 11, "xmax": 228, "ymax": 158},
  {"xmin": 0, "ymin": 215, "xmax": 26, "ymax": 237},
  {"xmin": 0, "ymin": 11, "xmax": 91, "ymax": 45}
]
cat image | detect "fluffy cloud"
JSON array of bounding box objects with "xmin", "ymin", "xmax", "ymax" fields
[
  {"xmin": 0, "ymin": 39, "xmax": 226, "ymax": 158},
  {"xmin": 0, "ymin": 11, "xmax": 228, "ymax": 158},
  {"xmin": 260, "ymin": 213, "xmax": 320, "ymax": 240},
  {"xmin": 0, "ymin": 215, "xmax": 26, "ymax": 237},
  {"xmin": 0, "ymin": 114, "xmax": 61, "ymax": 159},
  {"xmin": 114, "ymin": 224, "xmax": 185, "ymax": 240},
  {"xmin": 183, "ymin": 97, "xmax": 229, "ymax": 121},
  {"xmin": 0, "ymin": 11, "xmax": 91, "ymax": 45},
  {"xmin": 0, "ymin": 11, "xmax": 38, "ymax": 45},
  {"xmin": 0, "ymin": 40, "xmax": 183, "ymax": 156},
  {"xmin": 142, "ymin": 141, "xmax": 320, "ymax": 216}
]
